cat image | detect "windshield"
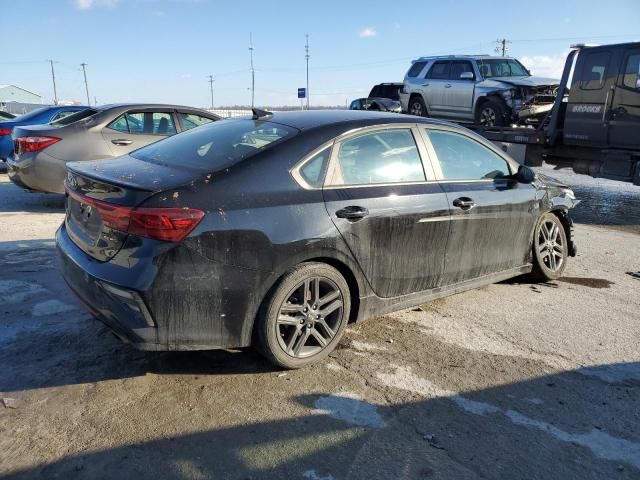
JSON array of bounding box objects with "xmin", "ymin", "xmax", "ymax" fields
[
  {"xmin": 131, "ymin": 118, "xmax": 297, "ymax": 171},
  {"xmin": 11, "ymin": 107, "xmax": 51, "ymax": 122},
  {"xmin": 51, "ymin": 109, "xmax": 96, "ymax": 126},
  {"xmin": 478, "ymin": 59, "xmax": 530, "ymax": 78}
]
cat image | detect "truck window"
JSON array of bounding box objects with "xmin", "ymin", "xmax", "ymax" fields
[
  {"xmin": 449, "ymin": 61, "xmax": 474, "ymax": 80},
  {"xmin": 407, "ymin": 61, "xmax": 426, "ymax": 78},
  {"xmin": 579, "ymin": 52, "xmax": 610, "ymax": 90},
  {"xmin": 623, "ymin": 54, "xmax": 640, "ymax": 90},
  {"xmin": 427, "ymin": 61, "xmax": 450, "ymax": 80}
]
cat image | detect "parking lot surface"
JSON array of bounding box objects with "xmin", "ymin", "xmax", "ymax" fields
[{"xmin": 0, "ymin": 168, "xmax": 639, "ymax": 479}]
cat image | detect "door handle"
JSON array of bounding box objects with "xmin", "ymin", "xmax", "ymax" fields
[
  {"xmin": 336, "ymin": 206, "xmax": 369, "ymax": 221},
  {"xmin": 111, "ymin": 139, "xmax": 133, "ymax": 146},
  {"xmin": 444, "ymin": 83, "xmax": 452, "ymax": 88},
  {"xmin": 453, "ymin": 197, "xmax": 475, "ymax": 210}
]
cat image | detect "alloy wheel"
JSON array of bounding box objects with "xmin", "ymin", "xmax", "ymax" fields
[
  {"xmin": 276, "ymin": 276, "xmax": 344, "ymax": 358},
  {"xmin": 410, "ymin": 101, "xmax": 423, "ymax": 116},
  {"xmin": 537, "ymin": 220, "xmax": 565, "ymax": 272},
  {"xmin": 479, "ymin": 106, "xmax": 497, "ymax": 127}
]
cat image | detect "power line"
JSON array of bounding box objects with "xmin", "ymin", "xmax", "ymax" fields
[
  {"xmin": 80, "ymin": 63, "xmax": 90, "ymax": 105},
  {"xmin": 495, "ymin": 38, "xmax": 511, "ymax": 56}
]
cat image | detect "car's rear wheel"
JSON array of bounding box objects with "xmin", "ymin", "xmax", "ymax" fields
[
  {"xmin": 408, "ymin": 96, "xmax": 427, "ymax": 117},
  {"xmin": 531, "ymin": 213, "xmax": 568, "ymax": 281},
  {"xmin": 476, "ymin": 99, "xmax": 505, "ymax": 127},
  {"xmin": 256, "ymin": 262, "xmax": 350, "ymax": 369}
]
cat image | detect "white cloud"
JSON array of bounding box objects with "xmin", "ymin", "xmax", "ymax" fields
[
  {"xmin": 74, "ymin": 0, "xmax": 118, "ymax": 10},
  {"xmin": 359, "ymin": 27, "xmax": 377, "ymax": 38},
  {"xmin": 520, "ymin": 51, "xmax": 569, "ymax": 79}
]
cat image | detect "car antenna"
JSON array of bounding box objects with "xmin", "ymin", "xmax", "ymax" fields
[{"xmin": 252, "ymin": 107, "xmax": 272, "ymax": 120}]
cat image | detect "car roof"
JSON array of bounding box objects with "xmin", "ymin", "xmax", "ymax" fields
[
  {"xmin": 96, "ymin": 103, "xmax": 208, "ymax": 111},
  {"xmin": 260, "ymin": 110, "xmax": 457, "ymax": 131},
  {"xmin": 412, "ymin": 55, "xmax": 515, "ymax": 63}
]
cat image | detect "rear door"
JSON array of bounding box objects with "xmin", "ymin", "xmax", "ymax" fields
[
  {"xmin": 422, "ymin": 127, "xmax": 538, "ymax": 285},
  {"xmin": 608, "ymin": 48, "xmax": 640, "ymax": 148},
  {"xmin": 323, "ymin": 125, "xmax": 450, "ymax": 298},
  {"xmin": 102, "ymin": 109, "xmax": 178, "ymax": 157},
  {"xmin": 424, "ymin": 61, "xmax": 451, "ymax": 116}
]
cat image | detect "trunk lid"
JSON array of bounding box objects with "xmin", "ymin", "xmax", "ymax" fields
[{"xmin": 64, "ymin": 155, "xmax": 196, "ymax": 261}]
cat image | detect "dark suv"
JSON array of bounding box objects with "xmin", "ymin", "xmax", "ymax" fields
[{"xmin": 349, "ymin": 83, "xmax": 403, "ymax": 113}]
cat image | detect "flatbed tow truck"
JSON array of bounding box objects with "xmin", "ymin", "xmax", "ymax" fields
[{"xmin": 473, "ymin": 42, "xmax": 640, "ymax": 185}]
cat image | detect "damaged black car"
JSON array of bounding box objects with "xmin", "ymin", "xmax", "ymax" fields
[{"xmin": 57, "ymin": 110, "xmax": 578, "ymax": 368}]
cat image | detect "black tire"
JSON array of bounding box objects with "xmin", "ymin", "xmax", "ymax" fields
[
  {"xmin": 256, "ymin": 262, "xmax": 351, "ymax": 369},
  {"xmin": 475, "ymin": 99, "xmax": 506, "ymax": 127},
  {"xmin": 531, "ymin": 213, "xmax": 568, "ymax": 281},
  {"xmin": 408, "ymin": 96, "xmax": 428, "ymax": 117}
]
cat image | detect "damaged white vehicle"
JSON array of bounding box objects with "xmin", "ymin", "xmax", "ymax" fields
[{"xmin": 400, "ymin": 55, "xmax": 560, "ymax": 127}]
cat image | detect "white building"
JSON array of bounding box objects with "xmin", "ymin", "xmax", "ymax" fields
[{"xmin": 0, "ymin": 84, "xmax": 42, "ymax": 104}]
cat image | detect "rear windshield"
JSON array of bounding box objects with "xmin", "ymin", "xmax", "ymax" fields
[
  {"xmin": 51, "ymin": 109, "xmax": 97, "ymax": 126},
  {"xmin": 131, "ymin": 119, "xmax": 297, "ymax": 171}
]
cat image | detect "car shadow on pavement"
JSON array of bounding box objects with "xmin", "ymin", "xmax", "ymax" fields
[
  {"xmin": 2, "ymin": 361, "xmax": 639, "ymax": 480},
  {"xmin": 0, "ymin": 174, "xmax": 65, "ymax": 213}
]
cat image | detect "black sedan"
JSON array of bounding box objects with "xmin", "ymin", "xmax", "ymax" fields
[{"xmin": 57, "ymin": 110, "xmax": 578, "ymax": 368}]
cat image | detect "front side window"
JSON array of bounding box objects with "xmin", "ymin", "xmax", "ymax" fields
[
  {"xmin": 579, "ymin": 52, "xmax": 610, "ymax": 90},
  {"xmin": 180, "ymin": 112, "xmax": 215, "ymax": 130},
  {"xmin": 427, "ymin": 61, "xmax": 450, "ymax": 80},
  {"xmin": 449, "ymin": 61, "xmax": 474, "ymax": 80},
  {"xmin": 622, "ymin": 53, "xmax": 640, "ymax": 90},
  {"xmin": 329, "ymin": 129, "xmax": 425, "ymax": 186},
  {"xmin": 427, "ymin": 129, "xmax": 511, "ymax": 180},
  {"xmin": 108, "ymin": 111, "xmax": 177, "ymax": 135}
]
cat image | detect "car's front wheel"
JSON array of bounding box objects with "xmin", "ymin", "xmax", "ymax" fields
[
  {"xmin": 531, "ymin": 213, "xmax": 568, "ymax": 281},
  {"xmin": 475, "ymin": 99, "xmax": 506, "ymax": 127},
  {"xmin": 408, "ymin": 96, "xmax": 427, "ymax": 117},
  {"xmin": 256, "ymin": 262, "xmax": 351, "ymax": 369}
]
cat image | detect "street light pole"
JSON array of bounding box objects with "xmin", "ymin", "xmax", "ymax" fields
[
  {"xmin": 305, "ymin": 34, "xmax": 310, "ymax": 110},
  {"xmin": 80, "ymin": 63, "xmax": 90, "ymax": 105},
  {"xmin": 249, "ymin": 33, "xmax": 255, "ymax": 109},
  {"xmin": 49, "ymin": 60, "xmax": 58, "ymax": 105},
  {"xmin": 208, "ymin": 74, "xmax": 215, "ymax": 110}
]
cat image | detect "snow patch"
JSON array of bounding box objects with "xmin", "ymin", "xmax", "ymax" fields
[
  {"xmin": 32, "ymin": 299, "xmax": 77, "ymax": 317},
  {"xmin": 314, "ymin": 392, "xmax": 384, "ymax": 428},
  {"xmin": 351, "ymin": 340, "xmax": 387, "ymax": 352},
  {"xmin": 0, "ymin": 280, "xmax": 46, "ymax": 304},
  {"xmin": 303, "ymin": 470, "xmax": 335, "ymax": 480}
]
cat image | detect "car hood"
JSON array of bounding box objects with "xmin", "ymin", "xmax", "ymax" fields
[{"xmin": 479, "ymin": 76, "xmax": 560, "ymax": 89}]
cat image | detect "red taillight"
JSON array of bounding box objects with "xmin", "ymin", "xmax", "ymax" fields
[
  {"xmin": 0, "ymin": 127, "xmax": 12, "ymax": 137},
  {"xmin": 65, "ymin": 187, "xmax": 204, "ymax": 242},
  {"xmin": 17, "ymin": 136, "xmax": 61, "ymax": 153}
]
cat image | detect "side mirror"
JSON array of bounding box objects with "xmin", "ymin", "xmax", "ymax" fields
[
  {"xmin": 459, "ymin": 71, "xmax": 475, "ymax": 80},
  {"xmin": 517, "ymin": 165, "xmax": 536, "ymax": 183}
]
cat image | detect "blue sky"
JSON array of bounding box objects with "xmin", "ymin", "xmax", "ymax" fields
[{"xmin": 1, "ymin": 0, "xmax": 639, "ymax": 107}]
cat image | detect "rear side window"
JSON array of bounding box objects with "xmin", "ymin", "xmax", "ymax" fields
[
  {"xmin": 427, "ymin": 129, "xmax": 511, "ymax": 180},
  {"xmin": 328, "ymin": 129, "xmax": 425, "ymax": 186},
  {"xmin": 180, "ymin": 112, "xmax": 215, "ymax": 130},
  {"xmin": 298, "ymin": 148, "xmax": 330, "ymax": 188},
  {"xmin": 427, "ymin": 61, "xmax": 450, "ymax": 79},
  {"xmin": 108, "ymin": 111, "xmax": 177, "ymax": 135},
  {"xmin": 407, "ymin": 61, "xmax": 427, "ymax": 78},
  {"xmin": 369, "ymin": 85, "xmax": 400, "ymax": 100},
  {"xmin": 579, "ymin": 52, "xmax": 610, "ymax": 90},
  {"xmin": 622, "ymin": 54, "xmax": 640, "ymax": 90},
  {"xmin": 131, "ymin": 119, "xmax": 296, "ymax": 171}
]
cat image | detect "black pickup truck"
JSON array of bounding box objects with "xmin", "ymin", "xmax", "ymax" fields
[{"xmin": 477, "ymin": 42, "xmax": 640, "ymax": 185}]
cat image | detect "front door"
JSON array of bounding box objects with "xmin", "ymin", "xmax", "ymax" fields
[
  {"xmin": 323, "ymin": 126, "xmax": 450, "ymax": 298},
  {"xmin": 423, "ymin": 127, "xmax": 538, "ymax": 284},
  {"xmin": 609, "ymin": 49, "xmax": 640, "ymax": 148},
  {"xmin": 423, "ymin": 61, "xmax": 451, "ymax": 116},
  {"xmin": 443, "ymin": 60, "xmax": 476, "ymax": 119},
  {"xmin": 102, "ymin": 110, "xmax": 178, "ymax": 157}
]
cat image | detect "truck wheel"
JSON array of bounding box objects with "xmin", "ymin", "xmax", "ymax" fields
[
  {"xmin": 256, "ymin": 262, "xmax": 351, "ymax": 369},
  {"xmin": 408, "ymin": 96, "xmax": 427, "ymax": 117},
  {"xmin": 531, "ymin": 213, "xmax": 568, "ymax": 282},
  {"xmin": 476, "ymin": 99, "xmax": 505, "ymax": 128}
]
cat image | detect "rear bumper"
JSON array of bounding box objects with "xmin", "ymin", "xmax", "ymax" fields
[
  {"xmin": 57, "ymin": 224, "xmax": 159, "ymax": 347},
  {"xmin": 7, "ymin": 151, "xmax": 66, "ymax": 193}
]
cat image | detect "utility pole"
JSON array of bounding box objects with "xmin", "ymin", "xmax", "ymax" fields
[
  {"xmin": 208, "ymin": 74, "xmax": 215, "ymax": 110},
  {"xmin": 249, "ymin": 33, "xmax": 255, "ymax": 109},
  {"xmin": 80, "ymin": 63, "xmax": 90, "ymax": 106},
  {"xmin": 305, "ymin": 34, "xmax": 310, "ymax": 110},
  {"xmin": 49, "ymin": 59, "xmax": 58, "ymax": 105},
  {"xmin": 495, "ymin": 38, "xmax": 511, "ymax": 57}
]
